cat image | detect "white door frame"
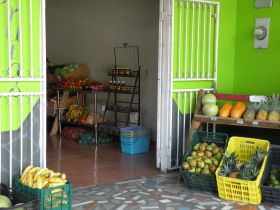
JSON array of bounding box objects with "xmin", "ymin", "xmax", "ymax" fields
[
  {"xmin": 157, "ymin": 0, "xmax": 173, "ymax": 172},
  {"xmin": 157, "ymin": 0, "xmax": 220, "ymax": 171}
]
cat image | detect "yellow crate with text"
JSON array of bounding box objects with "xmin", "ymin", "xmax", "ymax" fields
[{"xmin": 216, "ymin": 137, "xmax": 270, "ymax": 205}]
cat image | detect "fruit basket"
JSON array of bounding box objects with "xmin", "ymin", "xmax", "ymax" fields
[
  {"xmin": 0, "ymin": 183, "xmax": 39, "ymax": 209},
  {"xmin": 15, "ymin": 180, "xmax": 72, "ymax": 210},
  {"xmin": 261, "ymin": 145, "xmax": 280, "ymax": 205},
  {"xmin": 216, "ymin": 137, "xmax": 270, "ymax": 205},
  {"xmin": 180, "ymin": 131, "xmax": 228, "ymax": 193}
]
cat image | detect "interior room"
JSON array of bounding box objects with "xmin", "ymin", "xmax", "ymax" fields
[
  {"xmin": 45, "ymin": 0, "xmax": 160, "ymax": 188},
  {"xmin": 0, "ymin": 0, "xmax": 280, "ymax": 209}
]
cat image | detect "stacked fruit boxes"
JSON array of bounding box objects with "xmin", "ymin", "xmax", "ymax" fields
[
  {"xmin": 120, "ymin": 126, "xmax": 151, "ymax": 155},
  {"xmin": 215, "ymin": 137, "xmax": 270, "ymax": 205},
  {"xmin": 180, "ymin": 131, "xmax": 228, "ymax": 193},
  {"xmin": 261, "ymin": 145, "xmax": 280, "ymax": 205}
]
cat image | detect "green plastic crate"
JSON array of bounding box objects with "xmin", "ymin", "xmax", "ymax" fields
[
  {"xmin": 15, "ymin": 179, "xmax": 72, "ymax": 210},
  {"xmin": 180, "ymin": 131, "xmax": 228, "ymax": 193}
]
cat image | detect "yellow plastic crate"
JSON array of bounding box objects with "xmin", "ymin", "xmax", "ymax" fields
[{"xmin": 216, "ymin": 137, "xmax": 270, "ymax": 205}]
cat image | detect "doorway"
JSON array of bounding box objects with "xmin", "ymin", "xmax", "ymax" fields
[{"xmin": 45, "ymin": 0, "xmax": 160, "ymax": 187}]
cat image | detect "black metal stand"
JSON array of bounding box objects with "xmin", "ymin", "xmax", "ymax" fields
[{"xmin": 101, "ymin": 44, "xmax": 141, "ymax": 135}]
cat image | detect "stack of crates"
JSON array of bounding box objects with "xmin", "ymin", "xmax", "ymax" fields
[{"xmin": 120, "ymin": 126, "xmax": 151, "ymax": 155}]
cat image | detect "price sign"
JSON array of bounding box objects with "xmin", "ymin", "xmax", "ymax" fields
[
  {"xmin": 252, "ymin": 120, "xmax": 259, "ymax": 126},
  {"xmin": 237, "ymin": 119, "xmax": 244, "ymax": 125},
  {"xmin": 210, "ymin": 117, "xmax": 218, "ymax": 121}
]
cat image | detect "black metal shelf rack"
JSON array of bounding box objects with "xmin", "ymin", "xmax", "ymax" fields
[{"xmin": 101, "ymin": 44, "xmax": 141, "ymax": 135}]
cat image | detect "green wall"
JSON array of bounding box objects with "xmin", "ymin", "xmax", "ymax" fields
[
  {"xmin": 233, "ymin": 0, "xmax": 280, "ymax": 95},
  {"xmin": 215, "ymin": 0, "xmax": 237, "ymax": 93},
  {"xmin": 172, "ymin": 0, "xmax": 237, "ymax": 113},
  {"xmin": 0, "ymin": 0, "xmax": 41, "ymax": 131}
]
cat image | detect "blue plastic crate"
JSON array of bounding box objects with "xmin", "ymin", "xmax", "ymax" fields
[
  {"xmin": 120, "ymin": 126, "xmax": 151, "ymax": 138},
  {"xmin": 121, "ymin": 135, "xmax": 150, "ymax": 155}
]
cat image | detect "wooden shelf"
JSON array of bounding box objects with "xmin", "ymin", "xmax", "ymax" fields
[
  {"xmin": 194, "ymin": 114, "xmax": 280, "ymax": 130},
  {"xmin": 185, "ymin": 90, "xmax": 280, "ymax": 150}
]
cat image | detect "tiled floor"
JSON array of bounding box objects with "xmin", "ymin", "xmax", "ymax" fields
[
  {"xmin": 72, "ymin": 173, "xmax": 279, "ymax": 210},
  {"xmin": 47, "ymin": 135, "xmax": 159, "ymax": 188}
]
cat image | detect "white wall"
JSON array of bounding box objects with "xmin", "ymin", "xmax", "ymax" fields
[{"xmin": 46, "ymin": 0, "xmax": 159, "ymax": 140}]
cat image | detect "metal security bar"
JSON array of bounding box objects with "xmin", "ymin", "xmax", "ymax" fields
[
  {"xmin": 0, "ymin": 0, "xmax": 46, "ymax": 188},
  {"xmin": 0, "ymin": 0, "xmax": 44, "ymax": 81},
  {"xmin": 0, "ymin": 93, "xmax": 44, "ymax": 188},
  {"xmin": 169, "ymin": 0, "xmax": 219, "ymax": 169},
  {"xmin": 170, "ymin": 88, "xmax": 213, "ymax": 168},
  {"xmin": 173, "ymin": 0, "xmax": 219, "ymax": 82}
]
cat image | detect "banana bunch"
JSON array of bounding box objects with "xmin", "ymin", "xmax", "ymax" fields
[
  {"xmin": 65, "ymin": 104, "xmax": 84, "ymax": 122},
  {"xmin": 20, "ymin": 165, "xmax": 67, "ymax": 190}
]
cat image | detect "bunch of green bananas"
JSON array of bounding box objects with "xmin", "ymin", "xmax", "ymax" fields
[
  {"xmin": 65, "ymin": 104, "xmax": 84, "ymax": 122},
  {"xmin": 20, "ymin": 165, "xmax": 68, "ymax": 190}
]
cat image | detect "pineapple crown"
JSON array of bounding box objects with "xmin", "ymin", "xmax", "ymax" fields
[
  {"xmin": 247, "ymin": 103, "xmax": 261, "ymax": 111},
  {"xmin": 267, "ymin": 93, "xmax": 280, "ymax": 112},
  {"xmin": 258, "ymin": 100, "xmax": 269, "ymax": 111}
]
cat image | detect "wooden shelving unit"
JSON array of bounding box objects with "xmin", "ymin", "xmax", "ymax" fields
[{"xmin": 186, "ymin": 90, "xmax": 280, "ymax": 149}]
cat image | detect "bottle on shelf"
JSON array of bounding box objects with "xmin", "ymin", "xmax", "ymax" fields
[
  {"xmin": 121, "ymin": 81, "xmax": 126, "ymax": 91},
  {"xmin": 117, "ymin": 81, "xmax": 121, "ymax": 91}
]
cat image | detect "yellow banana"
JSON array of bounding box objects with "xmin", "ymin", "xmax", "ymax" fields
[
  {"xmin": 27, "ymin": 173, "xmax": 33, "ymax": 188},
  {"xmin": 27, "ymin": 167, "xmax": 40, "ymax": 177},
  {"xmin": 51, "ymin": 189, "xmax": 63, "ymax": 194},
  {"xmin": 50, "ymin": 172, "xmax": 62, "ymax": 178},
  {"xmin": 33, "ymin": 168, "xmax": 48, "ymax": 182},
  {"xmin": 47, "ymin": 182, "xmax": 66, "ymax": 188},
  {"xmin": 61, "ymin": 173, "xmax": 66, "ymax": 180},
  {"xmin": 42, "ymin": 178, "xmax": 49, "ymax": 188},
  {"xmin": 36, "ymin": 176, "xmax": 43, "ymax": 189},
  {"xmin": 49, "ymin": 178, "xmax": 67, "ymax": 183},
  {"xmin": 20, "ymin": 165, "xmax": 33, "ymax": 182}
]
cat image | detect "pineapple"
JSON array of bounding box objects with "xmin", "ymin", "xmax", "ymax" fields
[
  {"xmin": 243, "ymin": 103, "xmax": 260, "ymax": 120},
  {"xmin": 220, "ymin": 152, "xmax": 238, "ymax": 177},
  {"xmin": 238, "ymin": 147, "xmax": 265, "ymax": 181},
  {"xmin": 267, "ymin": 94, "xmax": 280, "ymax": 122},
  {"xmin": 256, "ymin": 101, "xmax": 269, "ymax": 120}
]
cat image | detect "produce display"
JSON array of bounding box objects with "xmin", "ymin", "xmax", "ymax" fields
[
  {"xmin": 54, "ymin": 64, "xmax": 80, "ymax": 79},
  {"xmin": 182, "ymin": 142, "xmax": 223, "ymax": 175},
  {"xmin": 267, "ymin": 168, "xmax": 280, "ymax": 188},
  {"xmin": 201, "ymin": 93, "xmax": 280, "ymax": 122},
  {"xmin": 57, "ymin": 78, "xmax": 106, "ymax": 91},
  {"xmin": 65, "ymin": 104, "xmax": 87, "ymax": 123},
  {"xmin": 202, "ymin": 94, "xmax": 219, "ymax": 117},
  {"xmin": 219, "ymin": 148, "xmax": 266, "ymax": 180},
  {"xmin": 230, "ymin": 102, "xmax": 246, "ymax": 118},
  {"xmin": 65, "ymin": 104, "xmax": 102, "ymax": 126},
  {"xmin": 62, "ymin": 126, "xmax": 86, "ymax": 140},
  {"xmin": 20, "ymin": 165, "xmax": 68, "ymax": 189}
]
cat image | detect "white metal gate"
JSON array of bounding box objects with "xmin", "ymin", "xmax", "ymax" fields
[
  {"xmin": 157, "ymin": 0, "xmax": 219, "ymax": 171},
  {"xmin": 0, "ymin": 0, "xmax": 46, "ymax": 187}
]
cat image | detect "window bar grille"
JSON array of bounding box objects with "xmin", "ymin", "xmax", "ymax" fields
[
  {"xmin": 207, "ymin": 4, "xmax": 212, "ymax": 79},
  {"xmin": 202, "ymin": 3, "xmax": 207, "ymax": 79},
  {"xmin": 20, "ymin": 95, "xmax": 23, "ymax": 174},
  {"xmin": 184, "ymin": 0, "xmax": 189, "ymax": 78},
  {"xmin": 0, "ymin": 102, "xmax": 1, "ymax": 183},
  {"xmin": 30, "ymin": 0, "xmax": 34, "ymax": 78},
  {"xmin": 30, "ymin": 95, "xmax": 33, "ymax": 165},
  {"xmin": 190, "ymin": 1, "xmax": 195, "ymax": 78},
  {"xmin": 196, "ymin": 3, "xmax": 201, "ymax": 78},
  {"xmin": 19, "ymin": 0, "xmax": 23, "ymax": 78},
  {"xmin": 9, "ymin": 96, "xmax": 13, "ymax": 188},
  {"xmin": 177, "ymin": 0, "xmax": 183, "ymax": 78},
  {"xmin": 176, "ymin": 92, "xmax": 180, "ymax": 166},
  {"xmin": 182, "ymin": 92, "xmax": 187, "ymax": 153},
  {"xmin": 7, "ymin": 0, "xmax": 12, "ymax": 78}
]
